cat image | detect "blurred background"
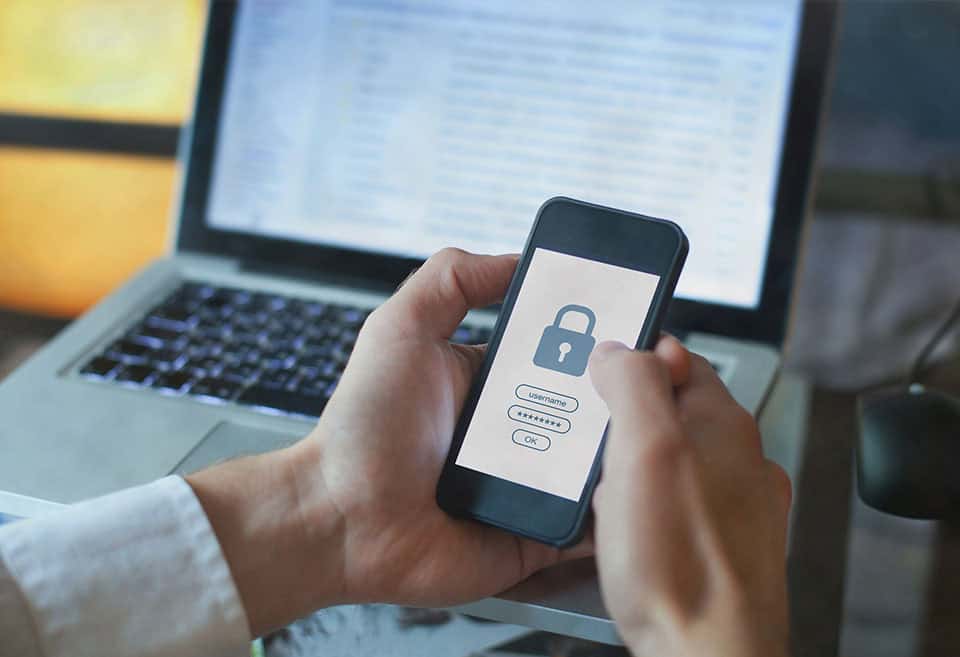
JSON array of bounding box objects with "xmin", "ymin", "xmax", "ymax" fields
[
  {"xmin": 1, "ymin": 1, "xmax": 956, "ymax": 362},
  {"xmin": 0, "ymin": 0, "xmax": 204, "ymax": 318},
  {"xmin": 0, "ymin": 2, "xmax": 958, "ymax": 657}
]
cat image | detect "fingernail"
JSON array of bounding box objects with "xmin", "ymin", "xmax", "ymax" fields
[{"xmin": 591, "ymin": 340, "xmax": 628, "ymax": 364}]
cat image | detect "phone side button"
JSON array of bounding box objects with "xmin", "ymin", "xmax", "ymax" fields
[{"xmin": 512, "ymin": 429, "xmax": 551, "ymax": 452}]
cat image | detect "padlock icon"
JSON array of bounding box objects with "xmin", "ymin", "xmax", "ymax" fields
[{"xmin": 533, "ymin": 305, "xmax": 597, "ymax": 376}]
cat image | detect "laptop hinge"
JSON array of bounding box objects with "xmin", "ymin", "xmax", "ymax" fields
[{"xmin": 239, "ymin": 259, "xmax": 401, "ymax": 296}]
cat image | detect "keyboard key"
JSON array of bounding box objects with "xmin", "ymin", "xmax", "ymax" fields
[
  {"xmin": 184, "ymin": 358, "xmax": 223, "ymax": 377},
  {"xmin": 149, "ymin": 349, "xmax": 188, "ymax": 371},
  {"xmin": 259, "ymin": 369, "xmax": 294, "ymax": 390},
  {"xmin": 190, "ymin": 377, "xmax": 242, "ymax": 400},
  {"xmin": 266, "ymin": 336, "xmax": 303, "ymax": 352},
  {"xmin": 185, "ymin": 342, "xmax": 210, "ymax": 359},
  {"xmin": 338, "ymin": 308, "xmax": 366, "ymax": 326},
  {"xmin": 450, "ymin": 325, "xmax": 488, "ymax": 344},
  {"xmin": 130, "ymin": 324, "xmax": 187, "ymax": 344},
  {"xmin": 339, "ymin": 329, "xmax": 358, "ymax": 348},
  {"xmin": 228, "ymin": 330, "xmax": 261, "ymax": 348},
  {"xmin": 179, "ymin": 282, "xmax": 216, "ymax": 300},
  {"xmin": 302, "ymin": 336, "xmax": 332, "ymax": 350},
  {"xmin": 302, "ymin": 323, "xmax": 329, "ymax": 339},
  {"xmin": 297, "ymin": 376, "xmax": 332, "ymax": 397},
  {"xmin": 148, "ymin": 305, "xmax": 195, "ymax": 326},
  {"xmin": 225, "ymin": 289, "xmax": 252, "ymax": 306},
  {"xmin": 150, "ymin": 300, "xmax": 195, "ymax": 324},
  {"xmin": 238, "ymin": 386, "xmax": 327, "ymax": 418},
  {"xmin": 252, "ymin": 293, "xmax": 287, "ymax": 311},
  {"xmin": 80, "ymin": 356, "xmax": 121, "ymax": 378},
  {"xmin": 219, "ymin": 349, "xmax": 242, "ymax": 365},
  {"xmin": 451, "ymin": 327, "xmax": 471, "ymax": 343},
  {"xmin": 115, "ymin": 364, "xmax": 154, "ymax": 385},
  {"xmin": 301, "ymin": 302, "xmax": 327, "ymax": 317},
  {"xmin": 282, "ymin": 317, "xmax": 307, "ymax": 333},
  {"xmin": 150, "ymin": 371, "xmax": 193, "ymax": 392},
  {"xmin": 298, "ymin": 365, "xmax": 320, "ymax": 379},
  {"xmin": 195, "ymin": 341, "xmax": 224, "ymax": 358},
  {"xmin": 240, "ymin": 348, "xmax": 262, "ymax": 365},
  {"xmin": 262, "ymin": 353, "xmax": 297, "ymax": 370},
  {"xmin": 330, "ymin": 346, "xmax": 351, "ymax": 366},
  {"xmin": 202, "ymin": 294, "xmax": 232, "ymax": 311},
  {"xmin": 221, "ymin": 364, "xmax": 258, "ymax": 384},
  {"xmin": 107, "ymin": 339, "xmax": 154, "ymax": 362}
]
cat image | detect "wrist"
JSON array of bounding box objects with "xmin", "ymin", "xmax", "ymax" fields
[
  {"xmin": 186, "ymin": 437, "xmax": 346, "ymax": 637},
  {"xmin": 618, "ymin": 599, "xmax": 789, "ymax": 657}
]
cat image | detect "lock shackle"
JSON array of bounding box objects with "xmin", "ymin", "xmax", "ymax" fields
[{"xmin": 553, "ymin": 304, "xmax": 596, "ymax": 336}]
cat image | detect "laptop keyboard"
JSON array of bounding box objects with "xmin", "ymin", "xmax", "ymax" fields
[{"xmin": 78, "ymin": 282, "xmax": 492, "ymax": 419}]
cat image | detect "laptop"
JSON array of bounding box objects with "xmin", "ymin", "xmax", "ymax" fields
[{"xmin": 0, "ymin": 0, "xmax": 835, "ymax": 518}]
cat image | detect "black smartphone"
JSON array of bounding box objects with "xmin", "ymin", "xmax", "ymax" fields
[{"xmin": 436, "ymin": 197, "xmax": 688, "ymax": 547}]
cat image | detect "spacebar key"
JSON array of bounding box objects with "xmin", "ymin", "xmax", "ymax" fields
[{"xmin": 237, "ymin": 386, "xmax": 327, "ymax": 418}]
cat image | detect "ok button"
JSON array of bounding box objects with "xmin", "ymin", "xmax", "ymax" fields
[{"xmin": 512, "ymin": 429, "xmax": 551, "ymax": 452}]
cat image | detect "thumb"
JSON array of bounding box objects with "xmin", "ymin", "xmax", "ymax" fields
[{"xmin": 373, "ymin": 248, "xmax": 518, "ymax": 340}]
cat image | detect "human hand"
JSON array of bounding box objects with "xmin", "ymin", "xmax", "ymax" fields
[
  {"xmin": 300, "ymin": 248, "xmax": 589, "ymax": 605},
  {"xmin": 589, "ymin": 341, "xmax": 791, "ymax": 657},
  {"xmin": 189, "ymin": 249, "xmax": 590, "ymax": 637}
]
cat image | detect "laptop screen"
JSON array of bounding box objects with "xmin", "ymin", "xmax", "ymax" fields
[{"xmin": 206, "ymin": 0, "xmax": 802, "ymax": 309}]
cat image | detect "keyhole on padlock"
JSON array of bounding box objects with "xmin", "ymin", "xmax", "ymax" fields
[{"xmin": 557, "ymin": 342, "xmax": 572, "ymax": 363}]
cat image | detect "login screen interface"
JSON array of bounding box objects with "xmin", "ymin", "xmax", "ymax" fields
[{"xmin": 455, "ymin": 248, "xmax": 661, "ymax": 501}]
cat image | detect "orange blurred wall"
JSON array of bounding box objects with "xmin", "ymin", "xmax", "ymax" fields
[
  {"xmin": 0, "ymin": 0, "xmax": 204, "ymax": 317},
  {"xmin": 0, "ymin": 0, "xmax": 204, "ymax": 125},
  {"xmin": 0, "ymin": 148, "xmax": 178, "ymax": 317}
]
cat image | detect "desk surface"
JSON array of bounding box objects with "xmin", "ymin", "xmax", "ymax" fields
[{"xmin": 837, "ymin": 358, "xmax": 960, "ymax": 657}]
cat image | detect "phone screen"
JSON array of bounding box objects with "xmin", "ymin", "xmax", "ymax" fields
[{"xmin": 455, "ymin": 247, "xmax": 661, "ymax": 501}]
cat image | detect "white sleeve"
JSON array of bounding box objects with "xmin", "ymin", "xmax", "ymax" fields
[{"xmin": 0, "ymin": 476, "xmax": 250, "ymax": 657}]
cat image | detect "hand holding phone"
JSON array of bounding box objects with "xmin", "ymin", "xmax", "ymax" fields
[
  {"xmin": 290, "ymin": 247, "xmax": 597, "ymax": 615},
  {"xmin": 437, "ymin": 197, "xmax": 688, "ymax": 546}
]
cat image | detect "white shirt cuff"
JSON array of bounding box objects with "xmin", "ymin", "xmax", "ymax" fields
[{"xmin": 0, "ymin": 476, "xmax": 250, "ymax": 657}]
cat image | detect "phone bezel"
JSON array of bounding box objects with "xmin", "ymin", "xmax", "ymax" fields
[{"xmin": 436, "ymin": 197, "xmax": 688, "ymax": 546}]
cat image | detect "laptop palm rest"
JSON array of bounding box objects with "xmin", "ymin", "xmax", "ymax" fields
[{"xmin": 171, "ymin": 421, "xmax": 302, "ymax": 476}]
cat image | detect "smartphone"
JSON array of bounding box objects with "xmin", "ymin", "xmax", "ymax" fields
[{"xmin": 436, "ymin": 197, "xmax": 688, "ymax": 547}]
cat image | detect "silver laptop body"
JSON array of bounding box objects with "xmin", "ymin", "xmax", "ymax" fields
[{"xmin": 0, "ymin": 3, "xmax": 835, "ymax": 639}]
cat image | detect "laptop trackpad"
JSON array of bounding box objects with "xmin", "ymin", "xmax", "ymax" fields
[{"xmin": 171, "ymin": 422, "xmax": 303, "ymax": 475}]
